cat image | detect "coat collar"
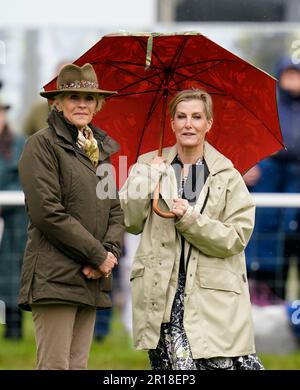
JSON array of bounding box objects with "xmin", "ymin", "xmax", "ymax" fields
[
  {"xmin": 157, "ymin": 141, "xmax": 233, "ymax": 210},
  {"xmin": 90, "ymin": 123, "xmax": 120, "ymax": 162},
  {"xmin": 47, "ymin": 109, "xmax": 119, "ymax": 170},
  {"xmin": 163, "ymin": 141, "xmax": 233, "ymax": 176}
]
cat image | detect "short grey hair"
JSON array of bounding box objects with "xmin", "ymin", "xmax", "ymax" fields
[{"xmin": 53, "ymin": 92, "xmax": 104, "ymax": 113}]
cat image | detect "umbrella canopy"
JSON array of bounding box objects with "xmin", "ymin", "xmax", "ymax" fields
[{"xmin": 43, "ymin": 32, "xmax": 284, "ymax": 178}]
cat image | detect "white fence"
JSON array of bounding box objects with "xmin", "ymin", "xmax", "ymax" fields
[
  {"xmin": 0, "ymin": 191, "xmax": 25, "ymax": 206},
  {"xmin": 1, "ymin": 191, "xmax": 300, "ymax": 207}
]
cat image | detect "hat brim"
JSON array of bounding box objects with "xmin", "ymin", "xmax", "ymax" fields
[{"xmin": 40, "ymin": 88, "xmax": 117, "ymax": 99}]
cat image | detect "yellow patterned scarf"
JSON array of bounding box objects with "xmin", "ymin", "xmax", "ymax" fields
[{"xmin": 77, "ymin": 125, "xmax": 99, "ymax": 167}]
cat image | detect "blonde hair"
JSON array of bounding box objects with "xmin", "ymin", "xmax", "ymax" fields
[
  {"xmin": 169, "ymin": 89, "xmax": 213, "ymax": 121},
  {"xmin": 53, "ymin": 92, "xmax": 104, "ymax": 113}
]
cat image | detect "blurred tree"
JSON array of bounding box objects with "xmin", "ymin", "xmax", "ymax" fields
[{"xmin": 235, "ymin": 32, "xmax": 293, "ymax": 76}]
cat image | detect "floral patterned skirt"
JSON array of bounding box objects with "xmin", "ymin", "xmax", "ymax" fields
[{"xmin": 148, "ymin": 272, "xmax": 264, "ymax": 370}]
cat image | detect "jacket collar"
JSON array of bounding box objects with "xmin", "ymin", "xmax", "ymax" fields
[
  {"xmin": 148, "ymin": 141, "xmax": 233, "ymax": 212},
  {"xmin": 47, "ymin": 109, "xmax": 119, "ymax": 163},
  {"xmin": 164, "ymin": 141, "xmax": 233, "ymax": 176},
  {"xmin": 47, "ymin": 108, "xmax": 74, "ymax": 145},
  {"xmin": 90, "ymin": 123, "xmax": 120, "ymax": 162}
]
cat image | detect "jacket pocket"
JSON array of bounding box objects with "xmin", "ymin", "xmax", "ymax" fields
[
  {"xmin": 130, "ymin": 255, "xmax": 147, "ymax": 281},
  {"xmin": 130, "ymin": 265, "xmax": 145, "ymax": 281},
  {"xmin": 34, "ymin": 249, "xmax": 83, "ymax": 286},
  {"xmin": 199, "ymin": 266, "xmax": 241, "ymax": 294}
]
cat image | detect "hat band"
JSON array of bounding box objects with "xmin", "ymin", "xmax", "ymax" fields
[{"xmin": 58, "ymin": 80, "xmax": 99, "ymax": 90}]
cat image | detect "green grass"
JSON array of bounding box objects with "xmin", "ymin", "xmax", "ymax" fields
[
  {"xmin": 0, "ymin": 310, "xmax": 149, "ymax": 370},
  {"xmin": 260, "ymin": 352, "xmax": 300, "ymax": 370},
  {"xmin": 89, "ymin": 312, "xmax": 149, "ymax": 370},
  {"xmin": 0, "ymin": 311, "xmax": 299, "ymax": 370}
]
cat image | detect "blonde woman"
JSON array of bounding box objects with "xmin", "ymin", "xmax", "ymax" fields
[{"xmin": 120, "ymin": 89, "xmax": 263, "ymax": 370}]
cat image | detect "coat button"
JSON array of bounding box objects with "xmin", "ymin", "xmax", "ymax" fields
[{"xmin": 161, "ymin": 243, "xmax": 165, "ymax": 247}]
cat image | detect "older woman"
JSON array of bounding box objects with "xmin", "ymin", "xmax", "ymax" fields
[
  {"xmin": 120, "ymin": 89, "xmax": 263, "ymax": 370},
  {"xmin": 18, "ymin": 63, "xmax": 124, "ymax": 370}
]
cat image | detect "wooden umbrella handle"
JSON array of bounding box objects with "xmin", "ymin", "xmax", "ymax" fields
[
  {"xmin": 152, "ymin": 182, "xmax": 176, "ymax": 219},
  {"xmin": 151, "ymin": 91, "xmax": 175, "ymax": 218}
]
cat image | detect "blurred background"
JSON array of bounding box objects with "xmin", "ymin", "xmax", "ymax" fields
[
  {"xmin": 1, "ymin": 0, "xmax": 300, "ymax": 131},
  {"xmin": 1, "ymin": 0, "xmax": 300, "ymax": 369}
]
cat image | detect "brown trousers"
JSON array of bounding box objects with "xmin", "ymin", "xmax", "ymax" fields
[{"xmin": 32, "ymin": 304, "xmax": 96, "ymax": 370}]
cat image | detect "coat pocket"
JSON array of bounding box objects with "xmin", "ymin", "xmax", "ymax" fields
[
  {"xmin": 130, "ymin": 255, "xmax": 147, "ymax": 281},
  {"xmin": 199, "ymin": 266, "xmax": 241, "ymax": 294},
  {"xmin": 130, "ymin": 265, "xmax": 145, "ymax": 281}
]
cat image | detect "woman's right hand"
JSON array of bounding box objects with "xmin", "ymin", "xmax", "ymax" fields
[
  {"xmin": 98, "ymin": 251, "xmax": 118, "ymax": 277},
  {"xmin": 82, "ymin": 252, "xmax": 118, "ymax": 279}
]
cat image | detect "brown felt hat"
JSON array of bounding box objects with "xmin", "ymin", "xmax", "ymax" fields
[{"xmin": 40, "ymin": 63, "xmax": 117, "ymax": 99}]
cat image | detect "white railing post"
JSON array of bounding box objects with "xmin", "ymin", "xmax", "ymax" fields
[
  {"xmin": 0, "ymin": 191, "xmax": 25, "ymax": 205},
  {"xmin": 252, "ymin": 193, "xmax": 300, "ymax": 208},
  {"xmin": 1, "ymin": 191, "xmax": 300, "ymax": 208}
]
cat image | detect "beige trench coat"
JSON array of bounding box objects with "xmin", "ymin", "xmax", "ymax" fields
[{"xmin": 119, "ymin": 141, "xmax": 256, "ymax": 359}]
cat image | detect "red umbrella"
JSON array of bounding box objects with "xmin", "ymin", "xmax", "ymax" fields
[{"xmin": 43, "ymin": 32, "xmax": 284, "ymax": 215}]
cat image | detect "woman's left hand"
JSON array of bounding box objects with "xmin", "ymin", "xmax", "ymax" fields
[{"xmin": 172, "ymin": 198, "xmax": 189, "ymax": 219}]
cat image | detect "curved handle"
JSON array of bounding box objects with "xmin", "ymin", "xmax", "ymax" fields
[
  {"xmin": 152, "ymin": 183, "xmax": 175, "ymax": 219},
  {"xmin": 151, "ymin": 92, "xmax": 175, "ymax": 219}
]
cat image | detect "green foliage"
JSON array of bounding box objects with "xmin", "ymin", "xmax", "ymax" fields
[{"xmin": 235, "ymin": 31, "xmax": 295, "ymax": 76}]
